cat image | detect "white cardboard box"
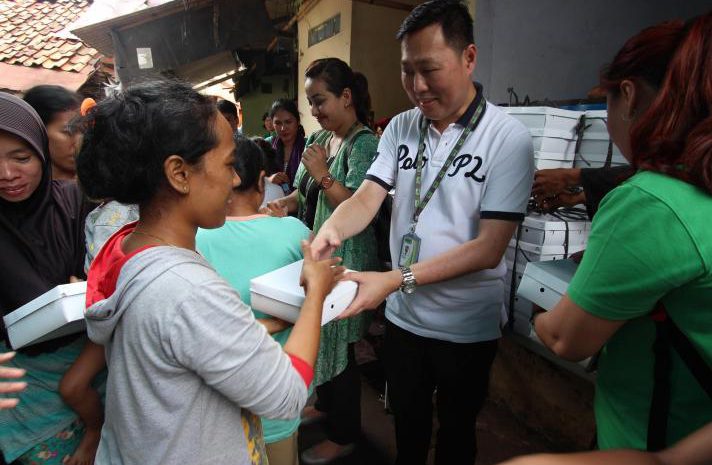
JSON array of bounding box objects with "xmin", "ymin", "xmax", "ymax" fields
[
  {"xmin": 582, "ymin": 110, "xmax": 609, "ymax": 136},
  {"xmin": 534, "ymin": 158, "xmax": 574, "ymax": 170},
  {"xmin": 504, "ymin": 106, "xmax": 582, "ymax": 133},
  {"xmin": 518, "ymin": 213, "xmax": 590, "ymax": 247},
  {"xmin": 509, "ymin": 238, "xmax": 586, "ymax": 257},
  {"xmin": 523, "ymin": 212, "xmax": 591, "ymax": 232},
  {"xmin": 530, "ymin": 128, "xmax": 577, "ymax": 155},
  {"xmin": 507, "ymin": 245, "xmax": 580, "ymax": 269},
  {"xmin": 517, "ymin": 260, "xmax": 578, "ymax": 311},
  {"xmin": 250, "ymin": 260, "xmax": 357, "ymax": 325},
  {"xmin": 535, "ymin": 149, "xmax": 577, "ymax": 162},
  {"xmin": 3, "ymin": 282, "xmax": 87, "ymax": 349},
  {"xmin": 261, "ymin": 182, "xmax": 285, "ymax": 208},
  {"xmin": 502, "ymin": 264, "xmax": 534, "ymax": 337}
]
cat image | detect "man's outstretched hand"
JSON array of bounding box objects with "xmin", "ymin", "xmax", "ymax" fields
[{"xmin": 310, "ymin": 226, "xmax": 342, "ymax": 261}]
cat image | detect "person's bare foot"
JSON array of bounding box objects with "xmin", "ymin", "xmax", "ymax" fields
[
  {"xmin": 301, "ymin": 440, "xmax": 355, "ymax": 465},
  {"xmin": 63, "ymin": 427, "xmax": 101, "ymax": 465}
]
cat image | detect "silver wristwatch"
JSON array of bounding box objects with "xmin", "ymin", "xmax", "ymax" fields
[{"xmin": 399, "ymin": 267, "xmax": 417, "ymax": 294}]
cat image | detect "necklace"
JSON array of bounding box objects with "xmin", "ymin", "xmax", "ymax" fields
[{"xmin": 132, "ymin": 230, "xmax": 177, "ymax": 248}]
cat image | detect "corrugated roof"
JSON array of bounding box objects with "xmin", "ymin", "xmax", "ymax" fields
[{"xmin": 0, "ymin": 0, "xmax": 101, "ymax": 75}]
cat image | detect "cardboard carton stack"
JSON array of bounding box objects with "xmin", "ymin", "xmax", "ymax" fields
[
  {"xmin": 503, "ymin": 212, "xmax": 590, "ymax": 336},
  {"xmin": 503, "ymin": 106, "xmax": 582, "ymax": 169}
]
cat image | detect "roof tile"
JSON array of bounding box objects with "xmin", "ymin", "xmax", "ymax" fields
[{"xmin": 0, "ymin": 0, "xmax": 102, "ymax": 74}]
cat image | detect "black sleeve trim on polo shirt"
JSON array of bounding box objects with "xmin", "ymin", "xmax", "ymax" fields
[
  {"xmin": 480, "ymin": 211, "xmax": 525, "ymax": 222},
  {"xmin": 365, "ymin": 174, "xmax": 393, "ymax": 192}
]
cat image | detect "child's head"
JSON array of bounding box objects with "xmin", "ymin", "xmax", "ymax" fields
[
  {"xmin": 234, "ymin": 136, "xmax": 267, "ymax": 195},
  {"xmin": 252, "ymin": 137, "xmax": 280, "ymax": 176}
]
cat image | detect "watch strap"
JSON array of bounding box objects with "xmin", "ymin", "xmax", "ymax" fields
[
  {"xmin": 399, "ymin": 266, "xmax": 417, "ymax": 291},
  {"xmin": 319, "ymin": 174, "xmax": 335, "ymax": 190}
]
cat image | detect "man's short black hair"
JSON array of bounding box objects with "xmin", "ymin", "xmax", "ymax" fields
[{"xmin": 396, "ymin": 0, "xmax": 474, "ymax": 51}]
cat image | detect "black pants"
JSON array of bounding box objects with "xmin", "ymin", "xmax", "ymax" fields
[
  {"xmin": 314, "ymin": 343, "xmax": 361, "ymax": 445},
  {"xmin": 384, "ymin": 320, "xmax": 498, "ymax": 465}
]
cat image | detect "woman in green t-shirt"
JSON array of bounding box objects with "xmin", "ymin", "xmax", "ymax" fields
[
  {"xmin": 268, "ymin": 58, "xmax": 379, "ymax": 464},
  {"xmin": 533, "ymin": 13, "xmax": 712, "ymax": 451}
]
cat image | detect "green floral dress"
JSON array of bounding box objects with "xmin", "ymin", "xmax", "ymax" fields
[{"xmin": 294, "ymin": 127, "xmax": 380, "ymax": 386}]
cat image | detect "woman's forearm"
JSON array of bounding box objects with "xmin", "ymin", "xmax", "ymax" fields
[
  {"xmin": 283, "ymin": 288, "xmax": 327, "ymax": 366},
  {"xmin": 322, "ymin": 180, "xmax": 353, "ymax": 209},
  {"xmin": 283, "ymin": 190, "xmax": 299, "ymax": 213}
]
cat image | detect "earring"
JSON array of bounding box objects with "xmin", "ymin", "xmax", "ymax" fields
[
  {"xmin": 183, "ymin": 186, "xmax": 188, "ymax": 192},
  {"xmin": 345, "ymin": 102, "xmax": 351, "ymax": 108}
]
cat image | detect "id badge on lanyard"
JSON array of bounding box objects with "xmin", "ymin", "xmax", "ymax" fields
[{"xmin": 398, "ymin": 231, "xmax": 421, "ymax": 267}]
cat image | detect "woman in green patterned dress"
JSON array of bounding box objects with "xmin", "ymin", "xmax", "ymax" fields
[{"xmin": 269, "ymin": 58, "xmax": 379, "ymax": 464}]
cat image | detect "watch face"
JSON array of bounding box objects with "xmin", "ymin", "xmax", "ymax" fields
[
  {"xmin": 402, "ymin": 281, "xmax": 416, "ymax": 294},
  {"xmin": 320, "ymin": 175, "xmax": 334, "ymax": 190}
]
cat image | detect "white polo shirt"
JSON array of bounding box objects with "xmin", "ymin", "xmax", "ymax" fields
[{"xmin": 366, "ymin": 85, "xmax": 534, "ymax": 343}]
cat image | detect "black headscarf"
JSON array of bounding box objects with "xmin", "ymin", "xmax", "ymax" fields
[{"xmin": 0, "ymin": 92, "xmax": 93, "ymax": 354}]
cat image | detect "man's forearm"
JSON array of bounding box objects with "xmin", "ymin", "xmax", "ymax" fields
[
  {"xmin": 321, "ymin": 195, "xmax": 372, "ymax": 240},
  {"xmin": 411, "ymin": 236, "xmax": 504, "ymax": 286},
  {"xmin": 409, "ymin": 219, "xmax": 517, "ymax": 286},
  {"xmin": 320, "ymin": 180, "xmax": 386, "ymax": 242}
]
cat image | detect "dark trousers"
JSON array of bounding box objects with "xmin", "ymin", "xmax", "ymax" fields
[
  {"xmin": 314, "ymin": 343, "xmax": 361, "ymax": 445},
  {"xmin": 384, "ymin": 320, "xmax": 498, "ymax": 465}
]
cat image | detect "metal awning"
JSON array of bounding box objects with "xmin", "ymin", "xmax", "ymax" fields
[{"xmin": 72, "ymin": 0, "xmax": 275, "ymax": 85}]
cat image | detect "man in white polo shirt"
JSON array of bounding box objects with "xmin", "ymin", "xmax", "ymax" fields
[{"xmin": 312, "ymin": 1, "xmax": 534, "ymax": 463}]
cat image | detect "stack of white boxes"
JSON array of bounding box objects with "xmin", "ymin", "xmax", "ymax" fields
[
  {"xmin": 575, "ymin": 110, "xmax": 629, "ymax": 169},
  {"xmin": 502, "ymin": 107, "xmax": 582, "ymax": 169},
  {"xmin": 503, "ymin": 212, "xmax": 590, "ymax": 336},
  {"xmin": 499, "ymin": 106, "xmax": 624, "ymax": 338}
]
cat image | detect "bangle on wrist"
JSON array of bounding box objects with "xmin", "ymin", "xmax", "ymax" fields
[{"xmin": 319, "ymin": 174, "xmax": 335, "ymax": 190}]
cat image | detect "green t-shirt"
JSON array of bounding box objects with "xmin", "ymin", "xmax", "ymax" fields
[
  {"xmin": 196, "ymin": 215, "xmax": 310, "ymax": 444},
  {"xmin": 568, "ymin": 171, "xmax": 712, "ymax": 450}
]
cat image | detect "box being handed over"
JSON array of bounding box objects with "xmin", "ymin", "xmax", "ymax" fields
[
  {"xmin": 250, "ymin": 260, "xmax": 357, "ymax": 325},
  {"xmin": 3, "ymin": 282, "xmax": 87, "ymax": 349}
]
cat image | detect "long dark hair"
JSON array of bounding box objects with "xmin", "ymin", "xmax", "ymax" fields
[
  {"xmin": 268, "ymin": 98, "xmax": 300, "ymax": 123},
  {"xmin": 23, "ymin": 85, "xmax": 80, "ymax": 126},
  {"xmin": 600, "ymin": 13, "xmax": 712, "ymax": 194},
  {"xmin": 631, "ymin": 13, "xmax": 712, "ymax": 194},
  {"xmin": 233, "ymin": 136, "xmax": 269, "ymax": 192},
  {"xmin": 305, "ymin": 58, "xmax": 372, "ymax": 127}
]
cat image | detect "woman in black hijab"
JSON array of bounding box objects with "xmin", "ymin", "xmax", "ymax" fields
[{"xmin": 0, "ymin": 92, "xmax": 95, "ymax": 465}]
